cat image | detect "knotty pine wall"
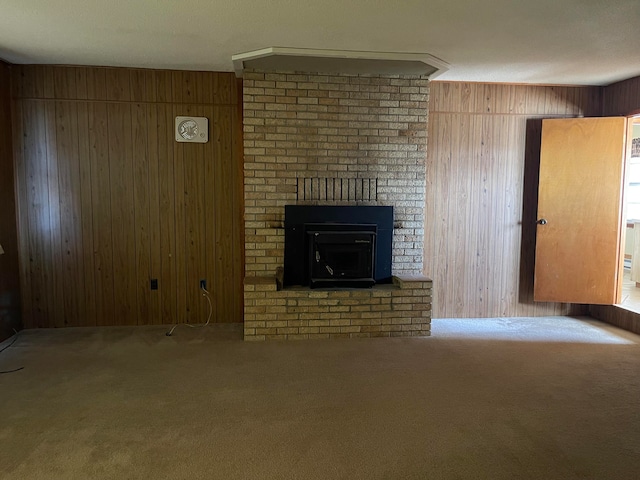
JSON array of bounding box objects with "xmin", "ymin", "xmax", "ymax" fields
[
  {"xmin": 0, "ymin": 60, "xmax": 21, "ymax": 340},
  {"xmin": 11, "ymin": 66, "xmax": 243, "ymax": 328},
  {"xmin": 425, "ymin": 82, "xmax": 601, "ymax": 318}
]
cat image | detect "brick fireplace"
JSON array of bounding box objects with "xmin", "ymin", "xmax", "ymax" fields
[{"xmin": 242, "ymin": 69, "xmax": 432, "ymax": 340}]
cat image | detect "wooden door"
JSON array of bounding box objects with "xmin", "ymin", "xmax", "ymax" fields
[{"xmin": 534, "ymin": 117, "xmax": 628, "ymax": 305}]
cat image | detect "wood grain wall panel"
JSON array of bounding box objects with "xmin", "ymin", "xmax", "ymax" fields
[
  {"xmin": 106, "ymin": 69, "xmax": 131, "ymax": 102},
  {"xmin": 154, "ymin": 71, "xmax": 172, "ymax": 104},
  {"xmin": 145, "ymin": 105, "xmax": 161, "ymax": 324},
  {"xmin": 177, "ymin": 104, "xmax": 192, "ymax": 322},
  {"xmin": 0, "ymin": 61, "xmax": 21, "ymax": 339},
  {"xmin": 53, "ymin": 68, "xmax": 75, "ymax": 100},
  {"xmin": 21, "ymin": 102, "xmax": 52, "ymax": 327},
  {"xmin": 204, "ymin": 106, "xmax": 219, "ymax": 323},
  {"xmin": 158, "ymin": 104, "xmax": 177, "ymax": 325},
  {"xmin": 130, "ymin": 70, "xmax": 148, "ymax": 104},
  {"xmin": 192, "ymin": 108, "xmax": 206, "ymax": 322},
  {"xmin": 12, "ymin": 65, "xmax": 242, "ymax": 328},
  {"xmin": 76, "ymin": 102, "xmax": 96, "ymax": 326},
  {"xmin": 231, "ymin": 103, "xmax": 244, "ymax": 320},
  {"xmin": 44, "ymin": 102, "xmax": 66, "ymax": 328},
  {"xmin": 184, "ymin": 106, "xmax": 206, "ymax": 323},
  {"xmin": 196, "ymin": 72, "xmax": 213, "ymax": 104},
  {"xmin": 589, "ymin": 304, "xmax": 640, "ymax": 336},
  {"xmin": 55, "ymin": 101, "xmax": 85, "ymax": 326},
  {"xmin": 197, "ymin": 105, "xmax": 210, "ymax": 320},
  {"xmin": 132, "ymin": 103, "xmax": 151, "ymax": 325},
  {"xmin": 75, "ymin": 68, "xmax": 88, "ymax": 100},
  {"xmin": 603, "ymin": 75, "xmax": 640, "ymax": 116},
  {"xmin": 108, "ymin": 103, "xmax": 138, "ymax": 325},
  {"xmin": 213, "ymin": 106, "xmax": 236, "ymax": 322},
  {"xmin": 86, "ymin": 68, "xmax": 108, "ymax": 101},
  {"xmin": 88, "ymin": 102, "xmax": 116, "ymax": 326},
  {"xmin": 11, "ymin": 100, "xmax": 31, "ymax": 331},
  {"xmin": 172, "ymin": 104, "xmax": 188, "ymax": 323},
  {"xmin": 425, "ymin": 81, "xmax": 601, "ymax": 318}
]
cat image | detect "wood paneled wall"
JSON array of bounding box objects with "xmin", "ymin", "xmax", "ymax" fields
[
  {"xmin": 11, "ymin": 66, "xmax": 243, "ymax": 328},
  {"xmin": 0, "ymin": 60, "xmax": 21, "ymax": 340},
  {"xmin": 589, "ymin": 75, "xmax": 640, "ymax": 332},
  {"xmin": 603, "ymin": 75, "xmax": 640, "ymax": 116},
  {"xmin": 425, "ymin": 82, "xmax": 602, "ymax": 318}
]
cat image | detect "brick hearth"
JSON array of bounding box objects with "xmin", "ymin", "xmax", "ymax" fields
[{"xmin": 244, "ymin": 275, "xmax": 432, "ymax": 340}]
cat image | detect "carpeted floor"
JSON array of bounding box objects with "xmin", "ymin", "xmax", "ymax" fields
[{"xmin": 1, "ymin": 316, "xmax": 639, "ymax": 479}]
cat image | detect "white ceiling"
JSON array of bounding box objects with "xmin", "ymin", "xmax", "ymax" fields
[{"xmin": 1, "ymin": 0, "xmax": 639, "ymax": 86}]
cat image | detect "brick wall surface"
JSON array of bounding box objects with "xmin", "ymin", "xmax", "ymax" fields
[
  {"xmin": 242, "ymin": 69, "xmax": 432, "ymax": 341},
  {"xmin": 243, "ymin": 70, "xmax": 429, "ymax": 277},
  {"xmin": 244, "ymin": 276, "xmax": 432, "ymax": 341}
]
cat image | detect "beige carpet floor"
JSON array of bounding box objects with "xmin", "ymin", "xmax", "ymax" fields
[{"xmin": 1, "ymin": 316, "xmax": 639, "ymax": 479}]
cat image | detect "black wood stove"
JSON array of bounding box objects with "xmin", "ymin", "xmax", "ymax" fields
[{"xmin": 284, "ymin": 205, "xmax": 393, "ymax": 288}]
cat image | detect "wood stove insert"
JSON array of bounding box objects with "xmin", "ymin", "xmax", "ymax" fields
[{"xmin": 284, "ymin": 205, "xmax": 393, "ymax": 288}]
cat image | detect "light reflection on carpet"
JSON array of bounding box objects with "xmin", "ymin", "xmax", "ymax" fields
[{"xmin": 431, "ymin": 317, "xmax": 637, "ymax": 344}]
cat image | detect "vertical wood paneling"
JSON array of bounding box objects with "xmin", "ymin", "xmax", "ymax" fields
[
  {"xmin": 105, "ymin": 69, "xmax": 131, "ymax": 102},
  {"xmin": 197, "ymin": 72, "xmax": 213, "ymax": 104},
  {"xmin": 183, "ymin": 104, "xmax": 205, "ymax": 323},
  {"xmin": 86, "ymin": 68, "xmax": 107, "ymax": 101},
  {"xmin": 55, "ymin": 101, "xmax": 85, "ymax": 326},
  {"xmin": 22, "ymin": 102, "xmax": 55, "ymax": 327},
  {"xmin": 155, "ymin": 71, "xmax": 172, "ymax": 103},
  {"xmin": 589, "ymin": 304, "xmax": 640, "ymax": 336},
  {"xmin": 191, "ymin": 106, "xmax": 206, "ymax": 322},
  {"xmin": 173, "ymin": 104, "xmax": 188, "ymax": 323},
  {"xmin": 146, "ymin": 105, "xmax": 161, "ymax": 324},
  {"xmin": 11, "ymin": 65, "xmax": 241, "ymax": 328},
  {"xmin": 214, "ymin": 74, "xmax": 233, "ymax": 105},
  {"xmin": 75, "ymin": 67, "xmax": 88, "ymax": 100},
  {"xmin": 232, "ymin": 102, "xmax": 244, "ymax": 321},
  {"xmin": 76, "ymin": 102, "xmax": 96, "ymax": 325},
  {"xmin": 45, "ymin": 102, "xmax": 64, "ymax": 327},
  {"xmin": 133, "ymin": 103, "xmax": 151, "ymax": 325},
  {"xmin": 53, "ymin": 68, "xmax": 75, "ymax": 100},
  {"xmin": 214, "ymin": 106, "xmax": 238, "ymax": 321},
  {"xmin": 426, "ymin": 81, "xmax": 602, "ymax": 318},
  {"xmin": 108, "ymin": 103, "xmax": 137, "ymax": 325},
  {"xmin": 452, "ymin": 113, "xmax": 467, "ymax": 314},
  {"xmin": 204, "ymin": 105, "xmax": 219, "ymax": 323},
  {"xmin": 158, "ymin": 105, "xmax": 177, "ymax": 325},
  {"xmin": 603, "ymin": 75, "xmax": 640, "ymax": 116},
  {"xmin": 89, "ymin": 102, "xmax": 115, "ymax": 326},
  {"xmin": 1, "ymin": 61, "xmax": 22, "ymax": 339},
  {"xmin": 11, "ymin": 100, "xmax": 32, "ymax": 328},
  {"xmin": 476, "ymin": 114, "xmax": 491, "ymax": 316},
  {"xmin": 130, "ymin": 70, "xmax": 147, "ymax": 103}
]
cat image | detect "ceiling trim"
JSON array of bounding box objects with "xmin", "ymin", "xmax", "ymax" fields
[{"xmin": 231, "ymin": 47, "xmax": 449, "ymax": 79}]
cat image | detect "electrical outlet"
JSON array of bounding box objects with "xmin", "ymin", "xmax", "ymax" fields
[
  {"xmin": 150, "ymin": 279, "xmax": 158, "ymax": 290},
  {"xmin": 200, "ymin": 279, "xmax": 206, "ymax": 290}
]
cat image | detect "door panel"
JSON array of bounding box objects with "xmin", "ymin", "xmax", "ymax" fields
[{"xmin": 534, "ymin": 117, "xmax": 627, "ymax": 305}]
